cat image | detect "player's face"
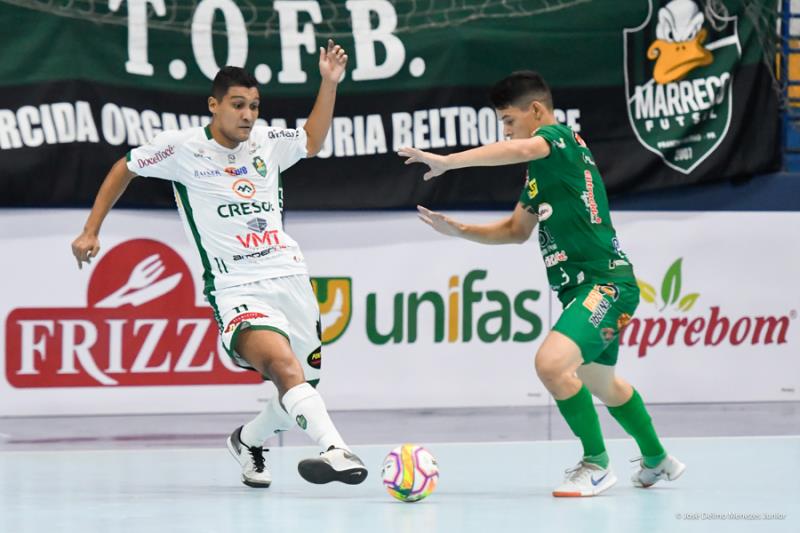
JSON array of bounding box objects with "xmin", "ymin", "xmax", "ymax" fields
[
  {"xmin": 497, "ymin": 101, "xmax": 546, "ymax": 140},
  {"xmin": 209, "ymin": 86, "xmax": 260, "ymax": 144}
]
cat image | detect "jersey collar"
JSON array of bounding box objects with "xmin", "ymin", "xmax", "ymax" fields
[{"xmin": 204, "ymin": 125, "xmax": 247, "ymax": 155}]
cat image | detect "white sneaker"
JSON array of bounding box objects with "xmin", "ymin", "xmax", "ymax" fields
[
  {"xmin": 297, "ymin": 446, "xmax": 368, "ymax": 485},
  {"xmin": 552, "ymin": 460, "xmax": 617, "ymax": 497},
  {"xmin": 226, "ymin": 426, "xmax": 272, "ymax": 488},
  {"xmin": 631, "ymin": 454, "xmax": 686, "ymax": 488}
]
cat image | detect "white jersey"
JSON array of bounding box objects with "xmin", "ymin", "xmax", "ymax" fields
[{"xmin": 126, "ymin": 125, "xmax": 309, "ymax": 297}]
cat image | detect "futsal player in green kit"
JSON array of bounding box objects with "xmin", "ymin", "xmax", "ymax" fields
[{"xmin": 398, "ymin": 71, "xmax": 685, "ymax": 497}]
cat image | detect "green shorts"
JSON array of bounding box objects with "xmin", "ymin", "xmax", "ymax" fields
[{"xmin": 552, "ymin": 281, "xmax": 639, "ymax": 366}]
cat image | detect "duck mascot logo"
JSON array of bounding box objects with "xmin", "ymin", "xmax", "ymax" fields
[{"xmin": 624, "ymin": 0, "xmax": 740, "ymax": 173}]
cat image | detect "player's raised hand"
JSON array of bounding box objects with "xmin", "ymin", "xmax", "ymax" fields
[
  {"xmin": 319, "ymin": 39, "xmax": 348, "ymax": 83},
  {"xmin": 71, "ymin": 232, "xmax": 100, "ymax": 269},
  {"xmin": 398, "ymin": 146, "xmax": 449, "ymax": 181},
  {"xmin": 417, "ymin": 205, "xmax": 463, "ymax": 237}
]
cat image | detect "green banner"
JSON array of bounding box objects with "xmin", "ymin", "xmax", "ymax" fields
[
  {"xmin": 0, "ymin": 0, "xmax": 781, "ymax": 208},
  {"xmin": 1, "ymin": 0, "xmax": 766, "ymax": 96}
]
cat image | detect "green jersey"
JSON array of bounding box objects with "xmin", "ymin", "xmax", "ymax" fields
[{"xmin": 518, "ymin": 124, "xmax": 635, "ymax": 300}]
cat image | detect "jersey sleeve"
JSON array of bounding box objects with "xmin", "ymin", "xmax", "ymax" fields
[
  {"xmin": 518, "ymin": 169, "xmax": 539, "ymax": 212},
  {"xmin": 263, "ymin": 126, "xmax": 308, "ymax": 171},
  {"xmin": 532, "ymin": 125, "xmax": 563, "ymax": 150},
  {"xmin": 126, "ymin": 130, "xmax": 182, "ymax": 181}
]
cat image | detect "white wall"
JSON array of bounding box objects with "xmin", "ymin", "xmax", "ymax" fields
[{"xmin": 0, "ymin": 209, "xmax": 797, "ymax": 416}]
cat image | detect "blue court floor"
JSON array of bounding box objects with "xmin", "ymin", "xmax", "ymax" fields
[{"xmin": 1, "ymin": 435, "xmax": 797, "ymax": 533}]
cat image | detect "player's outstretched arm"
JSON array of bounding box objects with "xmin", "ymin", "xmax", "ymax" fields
[
  {"xmin": 417, "ymin": 203, "xmax": 537, "ymax": 245},
  {"xmin": 71, "ymin": 157, "xmax": 137, "ymax": 269},
  {"xmin": 399, "ymin": 136, "xmax": 551, "ymax": 181},
  {"xmin": 304, "ymin": 39, "xmax": 348, "ymax": 157}
]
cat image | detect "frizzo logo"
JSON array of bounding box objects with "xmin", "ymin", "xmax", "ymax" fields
[
  {"xmin": 619, "ymin": 258, "xmax": 794, "ymax": 357},
  {"xmin": 4, "ymin": 240, "xmax": 260, "ymax": 388},
  {"xmin": 624, "ymin": 0, "xmax": 740, "ymax": 173},
  {"xmin": 311, "ymin": 278, "xmax": 352, "ymax": 345}
]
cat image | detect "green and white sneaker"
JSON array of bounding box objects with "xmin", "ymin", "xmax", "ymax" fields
[
  {"xmin": 297, "ymin": 446, "xmax": 368, "ymax": 485},
  {"xmin": 227, "ymin": 426, "xmax": 271, "ymax": 488},
  {"xmin": 552, "ymin": 460, "xmax": 617, "ymax": 497},
  {"xmin": 631, "ymin": 455, "xmax": 686, "ymax": 488}
]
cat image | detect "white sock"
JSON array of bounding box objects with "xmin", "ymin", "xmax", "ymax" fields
[
  {"xmin": 282, "ymin": 383, "xmax": 348, "ymax": 451},
  {"xmin": 240, "ymin": 395, "xmax": 294, "ymax": 447}
]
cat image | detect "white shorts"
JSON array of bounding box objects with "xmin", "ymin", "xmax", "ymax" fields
[{"xmin": 213, "ymin": 274, "xmax": 321, "ymax": 384}]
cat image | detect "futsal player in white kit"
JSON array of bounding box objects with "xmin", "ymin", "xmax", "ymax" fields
[{"xmin": 71, "ymin": 41, "xmax": 367, "ymax": 488}]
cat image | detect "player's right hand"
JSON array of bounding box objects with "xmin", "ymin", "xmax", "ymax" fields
[{"xmin": 71, "ymin": 232, "xmax": 100, "ymax": 269}]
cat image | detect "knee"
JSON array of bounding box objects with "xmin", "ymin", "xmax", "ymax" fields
[
  {"xmin": 611, "ymin": 378, "xmax": 633, "ymax": 404},
  {"xmin": 535, "ymin": 351, "xmax": 561, "ymax": 384},
  {"xmin": 587, "ymin": 384, "xmax": 613, "ymax": 405},
  {"xmin": 266, "ymin": 356, "xmax": 304, "ymax": 387},
  {"xmin": 595, "ymin": 378, "xmax": 632, "ymax": 407}
]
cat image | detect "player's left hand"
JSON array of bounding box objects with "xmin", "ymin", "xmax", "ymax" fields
[
  {"xmin": 398, "ymin": 146, "xmax": 449, "ymax": 180},
  {"xmin": 319, "ymin": 39, "xmax": 348, "ymax": 83},
  {"xmin": 416, "ymin": 205, "xmax": 463, "ymax": 237}
]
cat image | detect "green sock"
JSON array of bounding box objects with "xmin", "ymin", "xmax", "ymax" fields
[
  {"xmin": 583, "ymin": 451, "xmax": 609, "ymax": 469},
  {"xmin": 556, "ymin": 386, "xmax": 608, "ymax": 468},
  {"xmin": 607, "ymin": 389, "xmax": 666, "ymax": 468}
]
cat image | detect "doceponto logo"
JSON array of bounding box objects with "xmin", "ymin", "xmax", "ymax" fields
[
  {"xmin": 620, "ymin": 258, "xmax": 794, "ymax": 357},
  {"xmin": 4, "ymin": 239, "xmax": 260, "ymax": 388},
  {"xmin": 624, "ymin": 0, "xmax": 740, "ymax": 173}
]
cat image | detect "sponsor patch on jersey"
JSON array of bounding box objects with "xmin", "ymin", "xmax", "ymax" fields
[
  {"xmin": 538, "ymin": 202, "xmax": 553, "ymax": 221},
  {"xmin": 598, "ymin": 283, "xmax": 619, "ymax": 301},
  {"xmin": 583, "ymin": 284, "xmax": 619, "ymax": 315},
  {"xmin": 527, "ymin": 178, "xmax": 539, "ymax": 199},
  {"xmin": 253, "ymin": 156, "xmax": 267, "ymax": 177},
  {"xmin": 600, "ymin": 327, "xmax": 616, "ymax": 342},
  {"xmin": 137, "ymin": 146, "xmax": 175, "ymax": 168},
  {"xmin": 581, "ymin": 170, "xmax": 602, "ymax": 224},
  {"xmin": 224, "ymin": 166, "xmax": 248, "ymax": 177},
  {"xmin": 225, "ymin": 311, "xmax": 267, "ymax": 333},
  {"xmin": 307, "ymin": 349, "xmax": 322, "ymax": 369},
  {"xmin": 246, "ymin": 217, "xmax": 268, "ymax": 232},
  {"xmin": 589, "ymin": 299, "xmax": 612, "ymax": 327},
  {"xmin": 268, "ymin": 129, "xmax": 298, "ymax": 139},
  {"xmin": 232, "ymin": 178, "xmax": 256, "ymax": 199},
  {"xmin": 544, "ymin": 250, "xmax": 568, "ymax": 268},
  {"xmin": 583, "ymin": 287, "xmax": 603, "ymax": 312},
  {"xmin": 538, "ymin": 226, "xmax": 556, "ymax": 251},
  {"xmin": 194, "ymin": 169, "xmax": 222, "ymax": 178},
  {"xmin": 617, "ymin": 313, "xmax": 632, "ymax": 330}
]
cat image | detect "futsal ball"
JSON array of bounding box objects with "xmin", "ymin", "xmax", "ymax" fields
[{"xmin": 381, "ymin": 444, "xmax": 439, "ymax": 502}]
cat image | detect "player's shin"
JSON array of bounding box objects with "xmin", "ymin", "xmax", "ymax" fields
[
  {"xmin": 282, "ymin": 382, "xmax": 348, "ymax": 451},
  {"xmin": 556, "ymin": 385, "xmax": 609, "ymax": 468},
  {"xmin": 607, "ymin": 388, "xmax": 666, "ymax": 467},
  {"xmin": 240, "ymin": 395, "xmax": 294, "ymax": 447}
]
